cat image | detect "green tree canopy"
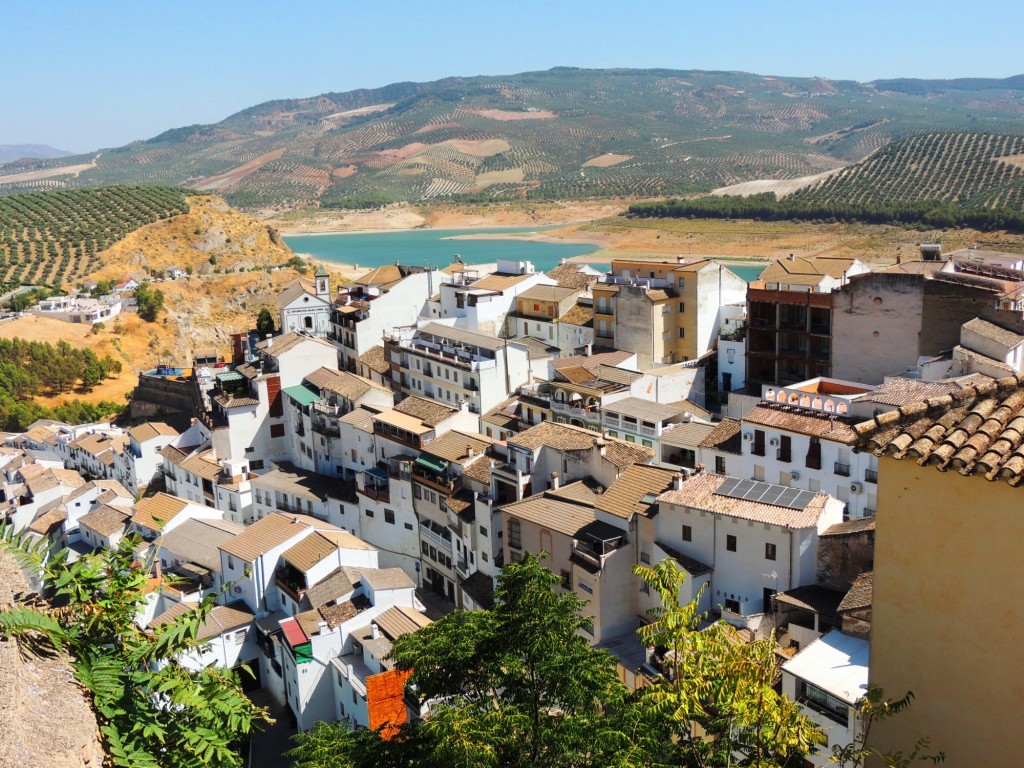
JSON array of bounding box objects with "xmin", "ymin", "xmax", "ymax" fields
[
  {"xmin": 0, "ymin": 527, "xmax": 269, "ymax": 768},
  {"xmin": 134, "ymin": 282, "xmax": 165, "ymax": 321},
  {"xmin": 256, "ymin": 306, "xmax": 276, "ymax": 335}
]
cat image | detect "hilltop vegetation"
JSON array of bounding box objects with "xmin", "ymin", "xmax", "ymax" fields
[
  {"xmin": 0, "ymin": 186, "xmax": 189, "ymax": 286},
  {"xmin": 629, "ymin": 132, "xmax": 1024, "ymax": 231},
  {"xmin": 790, "ymin": 132, "xmax": 1024, "ymax": 209},
  {"xmin": 4, "ymin": 68, "xmax": 1024, "ymax": 208}
]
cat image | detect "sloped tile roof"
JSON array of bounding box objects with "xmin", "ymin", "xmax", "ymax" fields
[
  {"xmin": 854, "ymin": 374, "xmax": 1024, "ymax": 485},
  {"xmin": 160, "ymin": 519, "xmax": 244, "ymax": 570},
  {"xmin": 821, "ymin": 516, "xmax": 875, "ymax": 537},
  {"xmin": 658, "ymin": 473, "xmax": 829, "ymax": 528},
  {"xmin": 838, "ymin": 571, "xmax": 873, "ymax": 613},
  {"xmin": 393, "ymin": 396, "xmax": 457, "ymax": 426},
  {"xmin": 79, "ymin": 504, "xmax": 131, "ymax": 537},
  {"xmin": 422, "ymin": 430, "xmax": 493, "ymax": 463},
  {"xmin": 358, "ymin": 345, "xmax": 390, "ymax": 374},
  {"xmin": 502, "ymin": 493, "xmax": 596, "ymax": 536},
  {"xmin": 962, "ymin": 317, "xmax": 1024, "ymax": 349},
  {"xmin": 548, "ymin": 263, "xmax": 601, "ymax": 290},
  {"xmin": 744, "ymin": 403, "xmax": 859, "ymax": 444},
  {"xmin": 558, "ymin": 303, "xmax": 594, "ymax": 326},
  {"xmin": 303, "ymin": 568, "xmax": 354, "ymax": 609},
  {"xmin": 283, "ymin": 532, "xmax": 339, "ymax": 573},
  {"xmin": 132, "ymin": 493, "xmax": 189, "ymax": 532},
  {"xmin": 219, "ymin": 512, "xmax": 308, "ymax": 561},
  {"xmin": 597, "ymin": 464, "xmax": 679, "ymax": 519},
  {"xmin": 127, "ymin": 422, "xmax": 179, "ymax": 443},
  {"xmin": 698, "ymin": 418, "xmax": 743, "ymax": 455}
]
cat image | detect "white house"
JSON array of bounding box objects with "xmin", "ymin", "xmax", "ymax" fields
[
  {"xmin": 437, "ymin": 260, "xmax": 557, "ymax": 336},
  {"xmin": 330, "ymin": 264, "xmax": 446, "ymax": 373},
  {"xmin": 781, "ymin": 631, "xmax": 869, "ymax": 766},
  {"xmin": 384, "ymin": 322, "xmax": 534, "ymax": 416},
  {"xmin": 654, "ymin": 473, "xmax": 845, "ymax": 632},
  {"xmin": 116, "ymin": 421, "xmax": 179, "ymax": 495},
  {"xmin": 149, "ymin": 601, "xmax": 258, "ymax": 674},
  {"xmin": 739, "ymin": 378, "xmax": 880, "ymax": 520},
  {"xmin": 277, "ymin": 270, "xmax": 332, "ymax": 338}
]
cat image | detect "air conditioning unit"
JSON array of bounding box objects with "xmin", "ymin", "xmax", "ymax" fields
[
  {"xmin": 742, "ymin": 432, "xmax": 753, "ymax": 441},
  {"xmin": 232, "ymin": 586, "xmax": 243, "ymax": 594},
  {"xmin": 769, "ymin": 438, "xmax": 780, "ymax": 447},
  {"xmin": 790, "ymin": 471, "xmax": 800, "ymax": 481},
  {"xmin": 850, "ymin": 482, "xmax": 862, "ymax": 494}
]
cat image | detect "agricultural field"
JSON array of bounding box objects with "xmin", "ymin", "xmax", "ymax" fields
[
  {"xmin": 3, "ymin": 68, "xmax": 1024, "ymax": 208},
  {"xmin": 790, "ymin": 132, "xmax": 1024, "ymax": 208},
  {"xmin": 0, "ymin": 186, "xmax": 190, "ymax": 286}
]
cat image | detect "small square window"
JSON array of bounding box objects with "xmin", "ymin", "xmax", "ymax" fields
[
  {"xmin": 365, "ymin": 509, "xmax": 374, "ymax": 518},
  {"xmin": 404, "ymin": 522, "xmax": 414, "ymax": 531},
  {"xmin": 765, "ymin": 542, "xmax": 777, "ymax": 561},
  {"xmin": 726, "ymin": 534, "xmax": 737, "ymax": 552},
  {"xmin": 682, "ymin": 524, "xmax": 692, "ymax": 542},
  {"xmin": 384, "ymin": 509, "xmax": 395, "ymax": 525}
]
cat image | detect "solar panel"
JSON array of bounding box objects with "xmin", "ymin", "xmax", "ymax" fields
[
  {"xmin": 715, "ymin": 477, "xmax": 742, "ymax": 497},
  {"xmin": 713, "ymin": 476, "xmax": 815, "ymax": 510}
]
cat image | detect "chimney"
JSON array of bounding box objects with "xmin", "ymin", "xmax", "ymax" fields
[
  {"xmin": 788, "ymin": 253, "xmax": 796, "ymax": 261},
  {"xmin": 467, "ymin": 447, "xmax": 475, "ymax": 458},
  {"xmin": 317, "ymin": 620, "xmax": 328, "ymax": 636},
  {"xmin": 265, "ymin": 335, "xmax": 273, "ymax": 348},
  {"xmin": 584, "ymin": 343, "xmax": 593, "ymax": 357},
  {"xmin": 370, "ymin": 623, "xmax": 380, "ymax": 640},
  {"xmin": 550, "ymin": 471, "xmax": 560, "ymax": 491},
  {"xmin": 672, "ymin": 474, "xmax": 684, "ymax": 491}
]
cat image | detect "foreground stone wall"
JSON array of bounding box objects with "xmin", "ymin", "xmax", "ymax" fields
[{"xmin": 0, "ymin": 552, "xmax": 103, "ymax": 768}]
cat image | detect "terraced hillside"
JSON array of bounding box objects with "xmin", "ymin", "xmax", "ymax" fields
[
  {"xmin": 0, "ymin": 186, "xmax": 189, "ymax": 286},
  {"xmin": 790, "ymin": 132, "xmax": 1024, "ymax": 208},
  {"xmin": 4, "ymin": 68, "xmax": 1024, "ymax": 208}
]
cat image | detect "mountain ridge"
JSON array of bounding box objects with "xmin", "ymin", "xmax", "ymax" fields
[{"xmin": 3, "ymin": 67, "xmax": 1024, "ymax": 208}]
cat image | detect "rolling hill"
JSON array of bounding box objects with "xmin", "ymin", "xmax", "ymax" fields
[
  {"xmin": 3, "ymin": 67, "xmax": 1024, "ymax": 209},
  {"xmin": 0, "ymin": 144, "xmax": 72, "ymax": 164},
  {"xmin": 790, "ymin": 132, "xmax": 1024, "ymax": 208}
]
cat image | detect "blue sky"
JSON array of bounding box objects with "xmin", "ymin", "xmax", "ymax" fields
[{"xmin": 5, "ymin": 0, "xmax": 1023, "ymax": 153}]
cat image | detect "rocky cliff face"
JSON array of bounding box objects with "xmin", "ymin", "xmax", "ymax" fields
[{"xmin": 0, "ymin": 552, "xmax": 103, "ymax": 768}]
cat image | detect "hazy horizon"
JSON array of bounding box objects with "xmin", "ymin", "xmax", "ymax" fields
[{"xmin": 5, "ymin": 0, "xmax": 1024, "ymax": 154}]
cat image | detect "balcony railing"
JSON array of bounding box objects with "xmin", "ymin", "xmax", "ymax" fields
[
  {"xmin": 834, "ymin": 462, "xmax": 851, "ymax": 477},
  {"xmin": 358, "ymin": 485, "xmax": 390, "ymax": 503},
  {"xmin": 863, "ymin": 507, "xmax": 876, "ymax": 516},
  {"xmin": 865, "ymin": 469, "xmax": 878, "ymax": 483},
  {"xmin": 421, "ymin": 525, "xmax": 453, "ymax": 551}
]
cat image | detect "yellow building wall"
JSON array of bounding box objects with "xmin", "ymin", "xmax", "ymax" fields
[{"xmin": 871, "ymin": 457, "xmax": 1024, "ymax": 766}]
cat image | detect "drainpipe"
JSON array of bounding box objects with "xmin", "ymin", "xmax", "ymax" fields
[{"xmin": 788, "ymin": 527, "xmax": 795, "ymax": 597}]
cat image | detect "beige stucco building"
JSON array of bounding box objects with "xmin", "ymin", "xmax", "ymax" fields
[
  {"xmin": 592, "ymin": 258, "xmax": 746, "ymax": 370},
  {"xmin": 855, "ymin": 375, "xmax": 1024, "ymax": 766}
]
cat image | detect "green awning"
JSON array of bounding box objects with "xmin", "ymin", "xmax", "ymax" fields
[
  {"xmin": 415, "ymin": 455, "xmax": 448, "ymax": 474},
  {"xmin": 216, "ymin": 371, "xmax": 244, "ymax": 383},
  {"xmin": 283, "ymin": 384, "xmax": 320, "ymax": 407}
]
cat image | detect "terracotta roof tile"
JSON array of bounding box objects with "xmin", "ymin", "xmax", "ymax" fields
[
  {"xmin": 127, "ymin": 422, "xmax": 179, "ymax": 443},
  {"xmin": 838, "ymin": 572, "xmax": 873, "ymax": 613},
  {"xmin": 658, "ymin": 473, "xmax": 830, "ymax": 528},
  {"xmin": 283, "ymin": 532, "xmax": 340, "ymax": 572},
  {"xmin": 219, "ymin": 512, "xmax": 309, "ymax": 561},
  {"xmin": 422, "ymin": 430, "xmax": 493, "ymax": 463},
  {"xmin": 855, "ymin": 375, "xmax": 1024, "ymax": 485},
  {"xmin": 547, "ymin": 263, "xmax": 601, "ymax": 290},
  {"xmin": 393, "ymin": 396, "xmax": 457, "ymax": 426},
  {"xmin": 598, "ymin": 464, "xmax": 679, "ymax": 519},
  {"xmin": 358, "ymin": 345, "xmax": 389, "ymax": 374},
  {"xmin": 698, "ymin": 418, "xmax": 743, "ymax": 455},
  {"xmin": 558, "ymin": 303, "xmax": 594, "ymax": 326},
  {"xmin": 502, "ymin": 493, "xmax": 596, "ymax": 536},
  {"xmin": 744, "ymin": 403, "xmax": 859, "ymax": 444},
  {"xmin": 962, "ymin": 317, "xmax": 1024, "ymax": 349},
  {"xmin": 79, "ymin": 504, "xmax": 131, "ymax": 537},
  {"xmin": 132, "ymin": 493, "xmax": 190, "ymax": 532}
]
